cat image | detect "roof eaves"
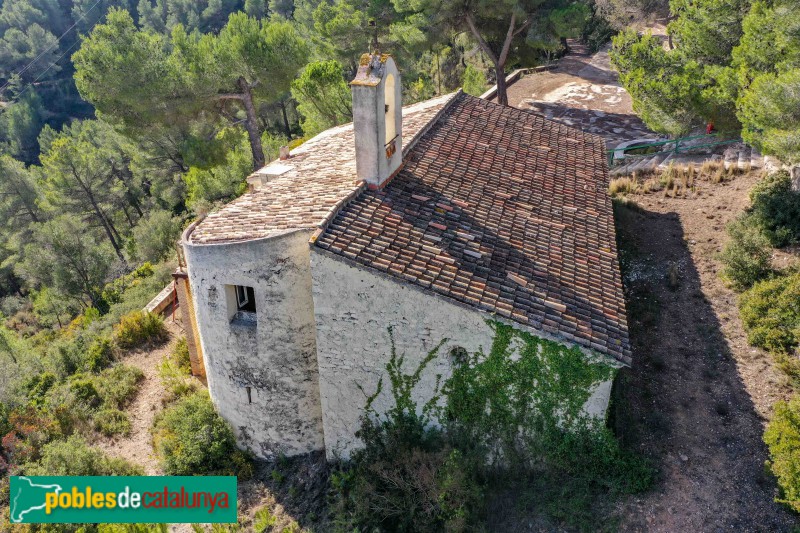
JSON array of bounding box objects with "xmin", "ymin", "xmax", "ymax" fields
[{"xmin": 312, "ymin": 244, "xmax": 630, "ymax": 366}]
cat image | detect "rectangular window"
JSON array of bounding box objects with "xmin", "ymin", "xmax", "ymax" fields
[
  {"xmin": 226, "ymin": 284, "xmax": 256, "ymax": 323},
  {"xmin": 236, "ymin": 285, "xmax": 256, "ymax": 312}
]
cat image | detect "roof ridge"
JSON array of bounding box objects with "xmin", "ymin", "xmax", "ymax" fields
[
  {"xmin": 402, "ymin": 89, "xmax": 463, "ymax": 157},
  {"xmin": 309, "ymin": 180, "xmax": 367, "ymax": 244},
  {"xmin": 309, "ymin": 89, "xmax": 463, "ymax": 246}
]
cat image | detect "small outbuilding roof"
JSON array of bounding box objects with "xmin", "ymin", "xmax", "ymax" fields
[{"xmin": 314, "ymin": 93, "xmax": 631, "ymax": 364}]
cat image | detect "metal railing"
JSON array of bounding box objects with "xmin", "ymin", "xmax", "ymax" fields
[{"xmin": 607, "ymin": 134, "xmax": 742, "ymax": 167}]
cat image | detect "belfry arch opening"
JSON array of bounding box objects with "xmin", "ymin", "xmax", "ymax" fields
[{"xmin": 385, "ymin": 73, "xmax": 397, "ymax": 145}]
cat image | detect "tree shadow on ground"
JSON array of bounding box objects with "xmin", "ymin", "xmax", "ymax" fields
[{"xmin": 612, "ymin": 201, "xmax": 797, "ymax": 531}]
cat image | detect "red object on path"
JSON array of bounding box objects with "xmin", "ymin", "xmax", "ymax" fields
[{"xmin": 706, "ymin": 122, "xmax": 714, "ymax": 134}]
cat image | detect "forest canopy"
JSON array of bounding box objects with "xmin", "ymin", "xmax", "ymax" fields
[
  {"xmin": 610, "ymin": 0, "xmax": 800, "ymax": 163},
  {"xmin": 0, "ymin": 0, "xmax": 609, "ymax": 314}
]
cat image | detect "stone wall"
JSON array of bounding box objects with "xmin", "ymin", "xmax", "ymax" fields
[
  {"xmin": 310, "ymin": 248, "xmax": 615, "ymax": 460},
  {"xmin": 172, "ymin": 271, "xmax": 206, "ymax": 381},
  {"xmin": 183, "ymin": 229, "xmax": 325, "ymax": 458}
]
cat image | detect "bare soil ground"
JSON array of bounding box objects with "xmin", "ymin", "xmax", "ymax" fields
[
  {"xmin": 93, "ymin": 318, "xmax": 185, "ymax": 474},
  {"xmin": 613, "ymin": 174, "xmax": 798, "ymax": 531}
]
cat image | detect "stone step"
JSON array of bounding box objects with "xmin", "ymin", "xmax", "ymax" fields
[
  {"xmin": 750, "ymin": 146, "xmax": 763, "ymax": 168},
  {"xmin": 658, "ymin": 152, "xmax": 677, "ymax": 170},
  {"xmin": 723, "ymin": 143, "xmax": 745, "ymax": 169},
  {"xmin": 737, "ymin": 148, "xmax": 749, "ymax": 170},
  {"xmin": 640, "ymin": 152, "xmax": 670, "ymax": 172},
  {"xmin": 627, "ymin": 156, "xmax": 652, "ymax": 174},
  {"xmin": 610, "ymin": 162, "xmax": 634, "ymax": 176}
]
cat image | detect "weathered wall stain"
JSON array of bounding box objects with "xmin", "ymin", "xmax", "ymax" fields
[{"xmin": 184, "ymin": 230, "xmax": 325, "ymax": 458}]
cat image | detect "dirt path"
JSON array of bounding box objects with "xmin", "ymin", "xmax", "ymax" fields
[
  {"xmin": 94, "ymin": 318, "xmax": 184, "ymax": 475},
  {"xmin": 614, "ymin": 175, "xmax": 797, "ymax": 531}
]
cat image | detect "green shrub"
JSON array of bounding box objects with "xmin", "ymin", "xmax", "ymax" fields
[
  {"xmin": 95, "ymin": 365, "xmax": 144, "ymax": 409},
  {"xmin": 158, "ymin": 340, "xmax": 197, "ymax": 402},
  {"xmin": 719, "ymin": 215, "xmax": 773, "ymax": 291},
  {"xmin": 101, "ymin": 262, "xmax": 157, "ymax": 306},
  {"xmin": 24, "ymin": 372, "xmax": 57, "ymax": 405},
  {"xmin": 764, "ymin": 395, "xmax": 800, "ymax": 512},
  {"xmin": 335, "ymin": 325, "xmax": 651, "ymax": 532},
  {"xmin": 94, "ymin": 408, "xmax": 131, "ymax": 437},
  {"xmin": 336, "ymin": 415, "xmax": 483, "ymax": 532},
  {"xmin": 152, "ymin": 391, "xmax": 251, "ymax": 477},
  {"xmin": 85, "ymin": 336, "xmax": 113, "ymax": 373},
  {"xmin": 749, "ymin": 170, "xmax": 800, "ymax": 247},
  {"xmin": 739, "ymin": 271, "xmax": 800, "ymax": 356},
  {"xmin": 113, "ymin": 311, "xmax": 168, "ymax": 350},
  {"xmin": 171, "ymin": 337, "xmax": 192, "ymax": 374},
  {"xmin": 22, "ymin": 435, "xmax": 143, "ymax": 476},
  {"xmin": 68, "ymin": 378, "xmax": 102, "ymax": 409}
]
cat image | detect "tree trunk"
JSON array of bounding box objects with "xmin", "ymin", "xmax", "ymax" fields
[
  {"xmin": 495, "ymin": 62, "xmax": 508, "ymax": 106},
  {"xmin": 464, "ymin": 11, "xmax": 518, "ymax": 107},
  {"xmin": 87, "ymin": 191, "xmax": 124, "ymax": 260},
  {"xmin": 104, "ymin": 209, "xmax": 124, "ymax": 248},
  {"xmin": 237, "ymin": 77, "xmax": 266, "ymax": 171},
  {"xmin": 280, "ymin": 99, "xmax": 291, "ymax": 140},
  {"xmin": 121, "ymin": 203, "xmax": 135, "ymax": 228}
]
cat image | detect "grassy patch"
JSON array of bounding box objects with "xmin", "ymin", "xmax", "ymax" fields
[
  {"xmin": 114, "ymin": 311, "xmax": 168, "ymax": 350},
  {"xmin": 764, "ymin": 395, "xmax": 800, "ymax": 512},
  {"xmin": 158, "ymin": 337, "xmax": 197, "ymax": 402},
  {"xmin": 93, "ymin": 408, "xmax": 132, "ymax": 437}
]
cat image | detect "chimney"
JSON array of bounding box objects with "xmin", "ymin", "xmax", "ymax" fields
[{"xmin": 350, "ymin": 53, "xmax": 403, "ymax": 188}]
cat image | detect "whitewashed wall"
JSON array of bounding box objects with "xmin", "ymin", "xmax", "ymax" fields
[
  {"xmin": 310, "ymin": 249, "xmax": 615, "ymax": 460},
  {"xmin": 183, "ymin": 230, "xmax": 325, "ymax": 458}
]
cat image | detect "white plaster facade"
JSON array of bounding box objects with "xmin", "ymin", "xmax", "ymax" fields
[
  {"xmin": 180, "ymin": 53, "xmax": 626, "ymax": 462},
  {"xmin": 309, "ymin": 249, "xmax": 616, "ymax": 460},
  {"xmin": 182, "ymin": 228, "xmax": 325, "ymax": 458},
  {"xmin": 182, "ymin": 223, "xmax": 617, "ymax": 461}
]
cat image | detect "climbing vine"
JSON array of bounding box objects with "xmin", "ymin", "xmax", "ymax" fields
[
  {"xmin": 441, "ymin": 321, "xmax": 617, "ymax": 466},
  {"xmin": 335, "ymin": 321, "xmax": 651, "ymax": 531}
]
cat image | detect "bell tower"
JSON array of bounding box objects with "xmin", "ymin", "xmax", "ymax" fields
[{"xmin": 350, "ymin": 53, "xmax": 403, "ymax": 188}]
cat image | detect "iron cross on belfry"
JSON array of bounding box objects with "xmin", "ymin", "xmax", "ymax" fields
[{"xmin": 369, "ymin": 19, "xmax": 379, "ymax": 54}]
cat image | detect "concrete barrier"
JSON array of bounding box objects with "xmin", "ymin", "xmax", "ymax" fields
[
  {"xmin": 143, "ymin": 281, "xmax": 177, "ymax": 315},
  {"xmin": 479, "ymin": 64, "xmax": 558, "ymax": 101}
]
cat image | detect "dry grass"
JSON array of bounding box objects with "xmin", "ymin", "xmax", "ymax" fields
[
  {"xmin": 609, "ymin": 159, "xmax": 762, "ymax": 198},
  {"xmin": 609, "ymin": 177, "xmax": 638, "ymax": 196}
]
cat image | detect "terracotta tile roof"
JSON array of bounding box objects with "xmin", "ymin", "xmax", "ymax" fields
[
  {"xmin": 189, "ymin": 92, "xmax": 458, "ymax": 245},
  {"xmin": 314, "ymin": 93, "xmax": 631, "ymax": 364}
]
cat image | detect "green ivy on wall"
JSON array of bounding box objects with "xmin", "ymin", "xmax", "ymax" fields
[
  {"xmin": 337, "ymin": 321, "xmax": 651, "ymax": 531},
  {"xmin": 442, "ymin": 321, "xmax": 617, "ymax": 466}
]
